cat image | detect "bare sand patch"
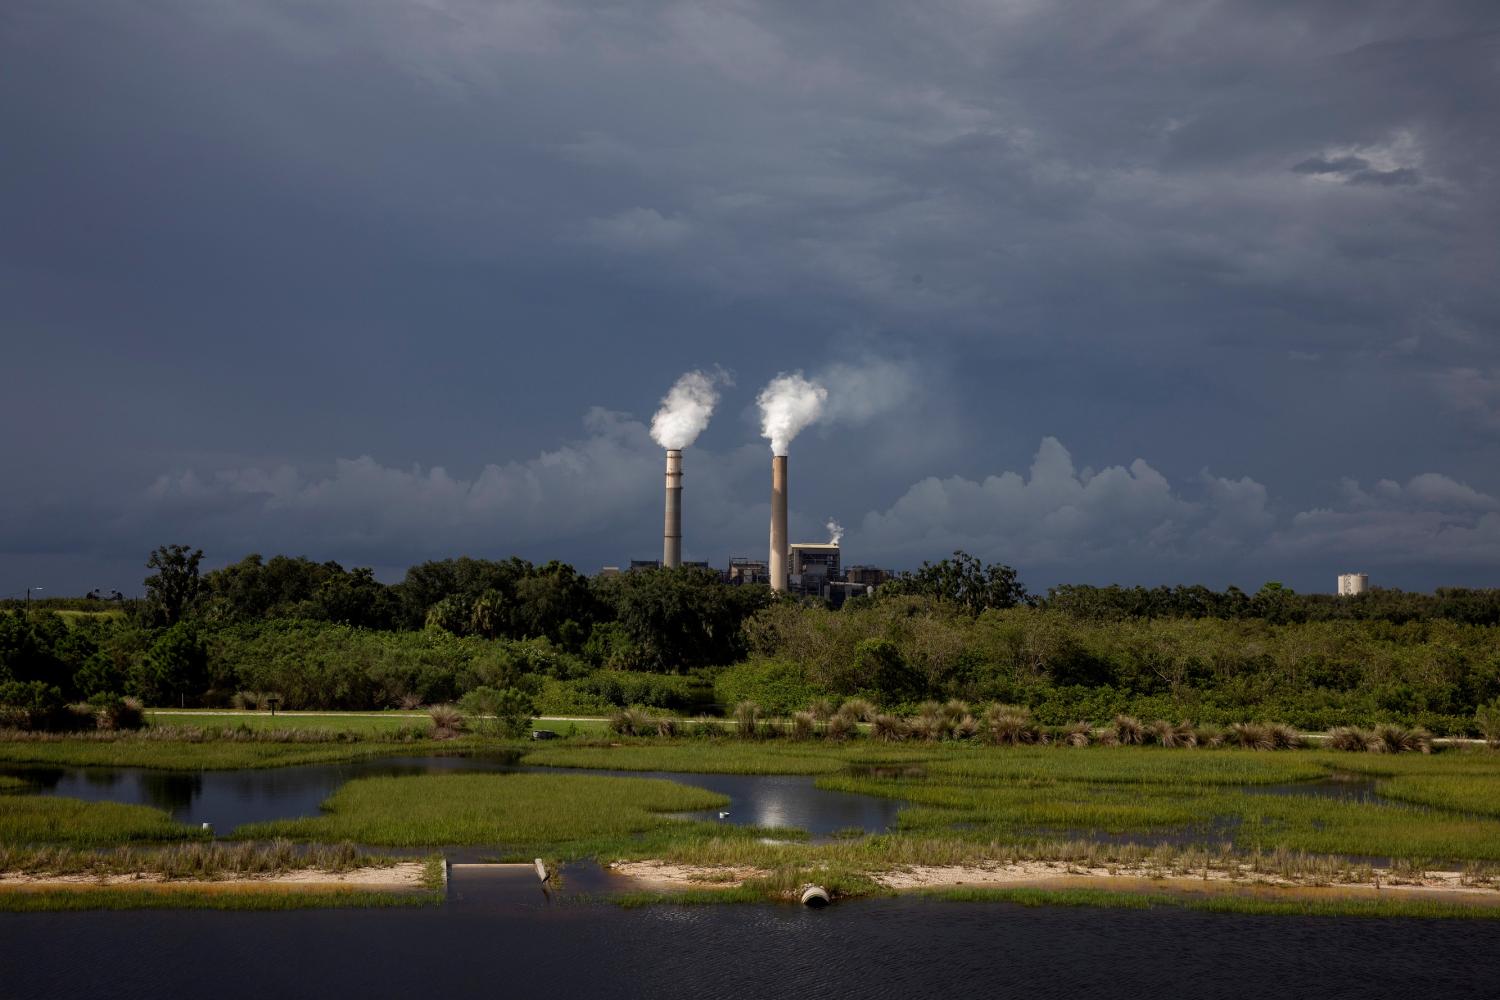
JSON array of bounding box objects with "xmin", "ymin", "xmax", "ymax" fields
[
  {"xmin": 608, "ymin": 860, "xmax": 768, "ymax": 887},
  {"xmin": 0, "ymin": 861, "xmax": 427, "ymax": 892},
  {"xmin": 874, "ymin": 860, "xmax": 1500, "ymax": 902}
]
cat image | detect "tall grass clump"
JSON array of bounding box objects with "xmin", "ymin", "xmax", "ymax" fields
[
  {"xmin": 1326, "ymin": 726, "xmax": 1378, "ymax": 752},
  {"xmin": 807, "ymin": 698, "xmax": 837, "ymax": 722},
  {"xmin": 790, "ymin": 712, "xmax": 818, "ymax": 741},
  {"xmin": 985, "ymin": 705, "xmax": 1040, "ymax": 746},
  {"xmin": 838, "ymin": 698, "xmax": 878, "ymax": 724},
  {"xmin": 824, "ymin": 712, "xmax": 856, "ymax": 741},
  {"xmin": 871, "ymin": 714, "xmax": 909, "ymax": 742},
  {"xmin": 1148, "ymin": 720, "xmax": 1197, "ymax": 749},
  {"xmin": 733, "ymin": 700, "xmax": 761, "ymax": 740},
  {"xmin": 428, "ymin": 704, "xmax": 466, "ymax": 740},
  {"xmin": 1373, "ymin": 724, "xmax": 1433, "ymax": 754},
  {"xmin": 1065, "ymin": 721, "xmax": 1093, "ymax": 747},
  {"xmin": 1112, "ymin": 714, "xmax": 1145, "ymax": 746}
]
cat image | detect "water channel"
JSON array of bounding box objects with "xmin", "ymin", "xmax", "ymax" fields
[{"xmin": 2, "ymin": 894, "xmax": 1494, "ymax": 998}]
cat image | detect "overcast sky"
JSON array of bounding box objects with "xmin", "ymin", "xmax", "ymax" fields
[{"xmin": 3, "ymin": 1, "xmax": 1498, "ymax": 597}]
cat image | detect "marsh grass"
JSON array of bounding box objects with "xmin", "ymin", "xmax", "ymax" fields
[
  {"xmin": 0, "ymin": 840, "xmax": 392, "ymax": 878},
  {"xmin": 0, "ymin": 886, "xmax": 437, "ymax": 912},
  {"xmin": 0, "ymin": 737, "xmax": 444, "ymax": 770},
  {"xmin": 0, "ymin": 796, "xmax": 199, "ymax": 846},
  {"xmin": 0, "ymin": 776, "xmax": 27, "ymax": 793},
  {"xmin": 234, "ymin": 772, "xmax": 730, "ymax": 849},
  {"xmin": 522, "ymin": 742, "xmax": 847, "ymax": 774}
]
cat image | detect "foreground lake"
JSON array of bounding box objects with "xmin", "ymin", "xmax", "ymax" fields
[{"xmin": 2, "ymin": 893, "xmax": 1495, "ymax": 998}]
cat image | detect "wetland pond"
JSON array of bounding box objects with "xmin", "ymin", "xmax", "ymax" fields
[{"xmin": 0, "ymin": 754, "xmax": 904, "ymax": 837}]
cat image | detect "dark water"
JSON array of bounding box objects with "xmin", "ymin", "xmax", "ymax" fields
[
  {"xmin": 2, "ymin": 896, "xmax": 1496, "ymax": 999},
  {"xmin": 1, "ymin": 757, "xmax": 903, "ymax": 837}
]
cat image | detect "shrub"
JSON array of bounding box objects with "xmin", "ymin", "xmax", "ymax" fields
[
  {"xmin": 714, "ymin": 659, "xmax": 816, "ymax": 717},
  {"xmin": 953, "ymin": 714, "xmax": 979, "ymax": 740},
  {"xmin": 791, "ymin": 711, "xmax": 817, "ymax": 741},
  {"xmin": 1477, "ymin": 699, "xmax": 1500, "ymax": 749},
  {"xmin": 92, "ymin": 695, "xmax": 145, "ymax": 732},
  {"xmin": 654, "ymin": 715, "xmax": 679, "ymax": 738},
  {"xmin": 1112, "ymin": 714, "xmax": 1144, "ymax": 746},
  {"xmin": 1326, "ymin": 726, "xmax": 1377, "ymax": 752},
  {"xmin": 1148, "ymin": 720, "xmax": 1197, "ymax": 749},
  {"xmin": 608, "ymin": 707, "xmax": 653, "ymax": 737},
  {"xmin": 825, "ymin": 712, "xmax": 856, "ymax": 741},
  {"xmin": 690, "ymin": 715, "xmax": 726, "ymax": 738},
  {"xmin": 428, "ymin": 704, "xmax": 466, "ymax": 739},
  {"xmin": 1193, "ymin": 723, "xmax": 1226, "ymax": 748},
  {"xmin": 1227, "ymin": 722, "xmax": 1275, "ymax": 751},
  {"xmin": 838, "ymin": 698, "xmax": 878, "ymax": 723},
  {"xmin": 733, "ymin": 700, "xmax": 761, "ymax": 739},
  {"xmin": 871, "ymin": 714, "xmax": 908, "ymax": 742},
  {"xmin": 458, "ymin": 685, "xmax": 535, "ymax": 738},
  {"xmin": 807, "ymin": 698, "xmax": 837, "ymax": 721},
  {"xmin": 984, "ymin": 704, "xmax": 1040, "ymax": 746},
  {"xmin": 1373, "ymin": 724, "xmax": 1432, "ymax": 754},
  {"xmin": 942, "ymin": 699, "xmax": 972, "ymax": 723},
  {"xmin": 1065, "ymin": 721, "xmax": 1092, "ymax": 747}
]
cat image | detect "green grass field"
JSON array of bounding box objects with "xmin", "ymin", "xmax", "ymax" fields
[{"xmin": 235, "ymin": 772, "xmax": 729, "ymax": 849}]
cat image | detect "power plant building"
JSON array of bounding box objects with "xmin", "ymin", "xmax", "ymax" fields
[
  {"xmin": 789, "ymin": 542, "xmax": 841, "ymax": 584},
  {"xmin": 1336, "ymin": 572, "xmax": 1369, "ymax": 596}
]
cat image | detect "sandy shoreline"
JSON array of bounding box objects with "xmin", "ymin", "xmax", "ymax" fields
[
  {"xmin": 609, "ymin": 858, "xmax": 1500, "ymax": 904},
  {"xmin": 0, "ymin": 861, "xmax": 428, "ymax": 892}
]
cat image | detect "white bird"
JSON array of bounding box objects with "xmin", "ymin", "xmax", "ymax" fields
[{"xmin": 718, "ymin": 811, "xmax": 729, "ymax": 819}]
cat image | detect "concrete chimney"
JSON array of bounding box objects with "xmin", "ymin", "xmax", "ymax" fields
[
  {"xmin": 663, "ymin": 449, "xmax": 683, "ymax": 569},
  {"xmin": 770, "ymin": 454, "xmax": 788, "ymax": 592}
]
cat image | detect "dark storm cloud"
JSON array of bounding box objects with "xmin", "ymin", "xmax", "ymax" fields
[{"xmin": 2, "ymin": 0, "xmax": 1497, "ymax": 593}]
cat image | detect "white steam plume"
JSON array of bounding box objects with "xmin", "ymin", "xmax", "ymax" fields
[
  {"xmin": 757, "ymin": 372, "xmax": 828, "ymax": 455},
  {"xmin": 826, "ymin": 518, "xmax": 844, "ymax": 545},
  {"xmin": 651, "ymin": 369, "xmax": 728, "ymax": 450}
]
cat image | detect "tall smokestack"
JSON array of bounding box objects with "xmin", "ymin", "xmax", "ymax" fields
[
  {"xmin": 770, "ymin": 455, "xmax": 788, "ymax": 592},
  {"xmin": 663, "ymin": 449, "xmax": 683, "ymax": 569}
]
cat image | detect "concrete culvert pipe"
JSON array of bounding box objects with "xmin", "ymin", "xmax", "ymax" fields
[{"xmin": 800, "ymin": 885, "xmax": 831, "ymax": 908}]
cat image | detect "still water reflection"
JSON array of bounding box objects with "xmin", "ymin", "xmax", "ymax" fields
[
  {"xmin": 2, "ymin": 756, "xmax": 903, "ymax": 837},
  {"xmin": 1, "ymin": 895, "xmax": 1493, "ymax": 999}
]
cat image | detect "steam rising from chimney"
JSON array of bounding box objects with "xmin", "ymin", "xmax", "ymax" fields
[
  {"xmin": 757, "ymin": 372, "xmax": 827, "ymax": 455},
  {"xmin": 651, "ymin": 369, "xmax": 726, "ymax": 450},
  {"xmin": 826, "ymin": 518, "xmax": 844, "ymax": 546}
]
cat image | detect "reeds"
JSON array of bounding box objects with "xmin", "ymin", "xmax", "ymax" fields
[{"xmin": 1065, "ymin": 721, "xmax": 1093, "ymax": 747}]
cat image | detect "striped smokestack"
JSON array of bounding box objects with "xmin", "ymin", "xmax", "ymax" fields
[
  {"xmin": 770, "ymin": 454, "xmax": 788, "ymax": 592},
  {"xmin": 663, "ymin": 449, "xmax": 683, "ymax": 569}
]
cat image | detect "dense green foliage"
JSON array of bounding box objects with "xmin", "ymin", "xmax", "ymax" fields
[
  {"xmin": 8, "ymin": 545, "xmax": 1500, "ymax": 736},
  {"xmin": 743, "ymin": 599, "xmax": 1500, "ymax": 733}
]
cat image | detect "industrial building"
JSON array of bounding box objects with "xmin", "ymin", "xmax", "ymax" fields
[{"xmin": 1337, "ymin": 572, "xmax": 1369, "ymax": 596}]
